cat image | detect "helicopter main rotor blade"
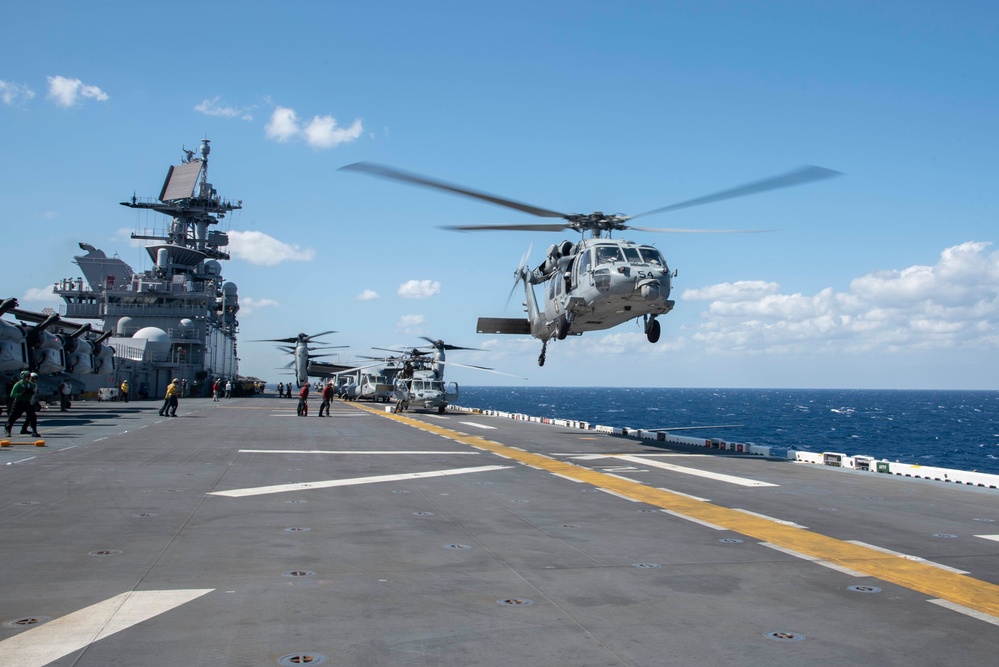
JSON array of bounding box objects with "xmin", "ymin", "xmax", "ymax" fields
[
  {"xmin": 304, "ymin": 330, "xmax": 337, "ymax": 341},
  {"xmin": 627, "ymin": 165, "xmax": 842, "ymax": 221},
  {"xmin": 419, "ymin": 336, "xmax": 483, "ymax": 352},
  {"xmin": 436, "ymin": 359, "xmax": 527, "ymax": 380},
  {"xmin": 440, "ymin": 223, "xmax": 572, "ymax": 232},
  {"xmin": 626, "ymin": 226, "xmax": 775, "ymax": 234},
  {"xmin": 340, "ymin": 162, "xmax": 569, "ymax": 219}
]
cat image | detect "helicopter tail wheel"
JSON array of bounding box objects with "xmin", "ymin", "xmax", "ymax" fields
[{"xmin": 646, "ymin": 317, "xmax": 661, "ymax": 343}]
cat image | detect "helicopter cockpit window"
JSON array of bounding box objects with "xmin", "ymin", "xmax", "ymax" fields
[
  {"xmin": 623, "ymin": 246, "xmax": 642, "ymax": 264},
  {"xmin": 596, "ymin": 246, "xmax": 622, "ymax": 264},
  {"xmin": 578, "ymin": 248, "xmax": 591, "ymax": 276},
  {"xmin": 639, "ymin": 247, "xmax": 665, "ymax": 267}
]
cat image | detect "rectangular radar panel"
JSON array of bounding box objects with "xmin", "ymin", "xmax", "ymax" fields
[{"xmin": 159, "ymin": 159, "xmax": 204, "ymax": 202}]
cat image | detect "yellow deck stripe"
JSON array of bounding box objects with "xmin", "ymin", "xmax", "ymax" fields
[{"xmin": 351, "ymin": 402, "xmax": 999, "ymax": 619}]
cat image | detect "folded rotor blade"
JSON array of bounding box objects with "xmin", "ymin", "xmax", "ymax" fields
[
  {"xmin": 627, "ymin": 165, "xmax": 842, "ymax": 221},
  {"xmin": 341, "ymin": 162, "xmax": 569, "ymax": 219}
]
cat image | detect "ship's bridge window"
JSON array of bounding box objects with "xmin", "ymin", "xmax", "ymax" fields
[
  {"xmin": 596, "ymin": 246, "xmax": 622, "ymax": 265},
  {"xmin": 639, "ymin": 247, "xmax": 666, "ymax": 267},
  {"xmin": 623, "ymin": 246, "xmax": 642, "ymax": 263}
]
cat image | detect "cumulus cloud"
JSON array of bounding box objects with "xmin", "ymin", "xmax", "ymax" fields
[
  {"xmin": 264, "ymin": 105, "xmax": 363, "ymax": 148},
  {"xmin": 22, "ymin": 285, "xmax": 59, "ymax": 304},
  {"xmin": 396, "ymin": 315, "xmax": 426, "ymax": 333},
  {"xmin": 356, "ymin": 289, "xmax": 379, "ymax": 301},
  {"xmin": 228, "ymin": 230, "xmax": 316, "ymax": 265},
  {"xmin": 0, "ymin": 80, "xmax": 35, "ymax": 105},
  {"xmin": 682, "ymin": 241, "xmax": 999, "ymax": 355},
  {"xmin": 303, "ymin": 115, "xmax": 363, "ymax": 148},
  {"xmin": 238, "ymin": 297, "xmax": 279, "ymax": 316},
  {"xmin": 398, "ymin": 279, "xmax": 441, "ymax": 299},
  {"xmin": 195, "ymin": 97, "xmax": 253, "ymax": 121},
  {"xmin": 265, "ymin": 106, "xmax": 299, "ymax": 142},
  {"xmin": 47, "ymin": 75, "xmax": 108, "ymax": 107}
]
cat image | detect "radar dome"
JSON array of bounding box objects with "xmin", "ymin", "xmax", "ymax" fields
[
  {"xmin": 204, "ymin": 260, "xmax": 221, "ymax": 276},
  {"xmin": 116, "ymin": 317, "xmax": 134, "ymax": 336},
  {"xmin": 222, "ymin": 282, "xmax": 238, "ymax": 296},
  {"xmin": 179, "ymin": 318, "xmax": 194, "ymax": 328},
  {"xmin": 132, "ymin": 326, "xmax": 171, "ymax": 359},
  {"xmin": 132, "ymin": 327, "xmax": 170, "ymax": 343}
]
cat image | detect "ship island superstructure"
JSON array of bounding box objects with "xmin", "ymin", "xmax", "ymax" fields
[{"xmin": 53, "ymin": 140, "xmax": 242, "ymax": 398}]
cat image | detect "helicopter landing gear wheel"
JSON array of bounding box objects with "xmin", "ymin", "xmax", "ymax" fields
[
  {"xmin": 646, "ymin": 316, "xmax": 661, "ymax": 344},
  {"xmin": 538, "ymin": 340, "xmax": 547, "ymax": 366},
  {"xmin": 556, "ymin": 315, "xmax": 570, "ymax": 341}
]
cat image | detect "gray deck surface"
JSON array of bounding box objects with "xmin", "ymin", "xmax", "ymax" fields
[{"xmin": 1, "ymin": 395, "xmax": 998, "ymax": 666}]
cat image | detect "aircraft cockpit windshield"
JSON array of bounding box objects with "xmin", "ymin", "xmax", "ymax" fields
[
  {"xmin": 622, "ymin": 246, "xmax": 642, "ymax": 263},
  {"xmin": 639, "ymin": 246, "xmax": 666, "ymax": 267},
  {"xmin": 595, "ymin": 246, "xmax": 622, "ymax": 265}
]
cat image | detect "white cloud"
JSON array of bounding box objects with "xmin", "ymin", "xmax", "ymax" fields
[
  {"xmin": 681, "ymin": 241, "xmax": 999, "ymax": 355},
  {"xmin": 303, "ymin": 116, "xmax": 364, "ymax": 148},
  {"xmin": 195, "ymin": 97, "xmax": 253, "ymax": 121},
  {"xmin": 264, "ymin": 105, "xmax": 363, "ymax": 149},
  {"xmin": 22, "ymin": 285, "xmax": 59, "ymax": 304},
  {"xmin": 239, "ymin": 297, "xmax": 279, "ymax": 316},
  {"xmin": 396, "ymin": 315, "xmax": 426, "ymax": 333},
  {"xmin": 0, "ymin": 80, "xmax": 35, "ymax": 105},
  {"xmin": 265, "ymin": 106, "xmax": 299, "ymax": 142},
  {"xmin": 398, "ymin": 279, "xmax": 441, "ymax": 299},
  {"xmin": 356, "ymin": 289, "xmax": 379, "ymax": 301},
  {"xmin": 47, "ymin": 75, "xmax": 108, "ymax": 107},
  {"xmin": 228, "ymin": 230, "xmax": 316, "ymax": 265}
]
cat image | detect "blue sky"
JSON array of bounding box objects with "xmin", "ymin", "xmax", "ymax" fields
[{"xmin": 2, "ymin": 1, "xmax": 997, "ymax": 389}]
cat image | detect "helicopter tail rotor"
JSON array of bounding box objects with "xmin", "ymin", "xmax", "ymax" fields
[{"xmin": 506, "ymin": 242, "xmax": 533, "ymax": 310}]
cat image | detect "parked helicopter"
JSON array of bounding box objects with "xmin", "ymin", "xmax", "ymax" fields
[
  {"xmin": 249, "ymin": 331, "xmax": 349, "ymax": 388},
  {"xmin": 0, "ymin": 297, "xmax": 116, "ymax": 396},
  {"xmin": 341, "ymin": 162, "xmax": 841, "ymax": 365},
  {"xmin": 340, "ymin": 337, "xmax": 520, "ymax": 412}
]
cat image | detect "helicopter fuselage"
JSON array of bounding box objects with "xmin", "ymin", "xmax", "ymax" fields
[{"xmin": 530, "ymin": 237, "xmax": 674, "ymax": 337}]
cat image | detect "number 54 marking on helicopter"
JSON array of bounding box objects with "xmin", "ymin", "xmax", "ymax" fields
[{"xmin": 341, "ymin": 163, "xmax": 840, "ymax": 366}]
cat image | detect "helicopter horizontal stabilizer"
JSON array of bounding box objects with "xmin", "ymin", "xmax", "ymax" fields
[{"xmin": 477, "ymin": 317, "xmax": 531, "ymax": 335}]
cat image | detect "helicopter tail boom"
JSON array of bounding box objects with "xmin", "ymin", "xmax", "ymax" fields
[{"xmin": 476, "ymin": 318, "xmax": 531, "ymax": 335}]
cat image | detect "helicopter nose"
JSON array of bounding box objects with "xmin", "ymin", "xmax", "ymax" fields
[{"xmin": 638, "ymin": 279, "xmax": 661, "ymax": 300}]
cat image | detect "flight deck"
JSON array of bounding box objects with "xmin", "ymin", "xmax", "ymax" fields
[{"xmin": 1, "ymin": 396, "xmax": 997, "ymax": 666}]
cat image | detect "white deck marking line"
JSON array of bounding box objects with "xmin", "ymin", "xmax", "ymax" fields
[
  {"xmin": 558, "ymin": 453, "xmax": 707, "ymax": 458},
  {"xmin": 0, "ymin": 589, "xmax": 213, "ymax": 667},
  {"xmin": 661, "ymin": 510, "xmax": 725, "ymax": 530},
  {"xmin": 612, "ymin": 454, "xmax": 778, "ymax": 487},
  {"xmin": 928, "ymin": 599, "xmax": 999, "ymax": 626},
  {"xmin": 656, "ymin": 488, "xmax": 711, "ymax": 502},
  {"xmin": 975, "ymin": 535, "xmax": 999, "ymax": 543},
  {"xmin": 459, "ymin": 421, "xmax": 497, "ymax": 430},
  {"xmin": 239, "ymin": 450, "xmax": 480, "ymax": 455},
  {"xmin": 760, "ymin": 542, "xmax": 869, "ymax": 577},
  {"xmin": 210, "ymin": 464, "xmax": 513, "ymax": 498},
  {"xmin": 734, "ymin": 509, "xmax": 808, "ymax": 529},
  {"xmin": 847, "ymin": 540, "xmax": 970, "ymax": 574}
]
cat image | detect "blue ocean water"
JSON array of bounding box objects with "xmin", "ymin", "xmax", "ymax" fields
[{"xmin": 458, "ymin": 387, "xmax": 999, "ymax": 475}]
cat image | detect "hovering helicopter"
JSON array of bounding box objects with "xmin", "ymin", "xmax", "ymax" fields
[
  {"xmin": 249, "ymin": 331, "xmax": 349, "ymax": 388},
  {"xmin": 341, "ymin": 162, "xmax": 841, "ymax": 366}
]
